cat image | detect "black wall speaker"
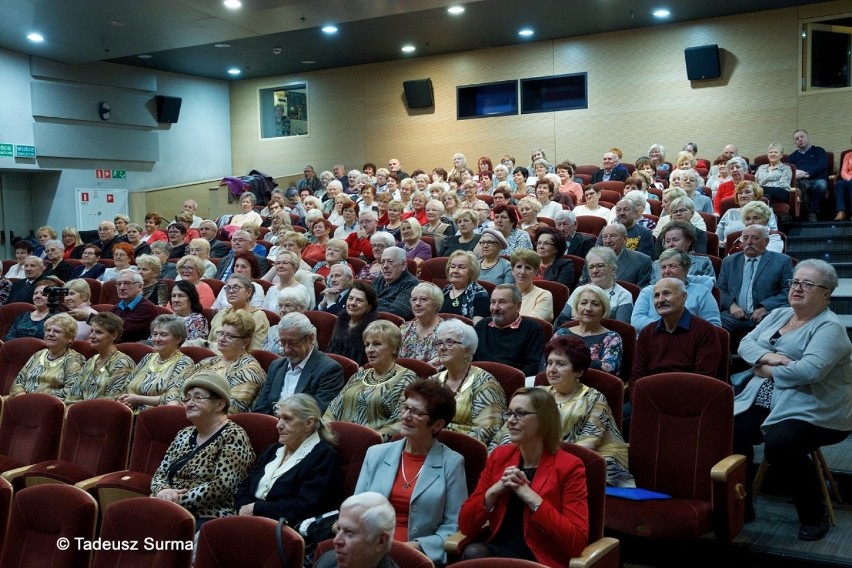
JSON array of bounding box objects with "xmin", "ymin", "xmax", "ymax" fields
[
  {"xmin": 403, "ymin": 79, "xmax": 434, "ymax": 108},
  {"xmin": 684, "ymin": 44, "xmax": 721, "ymax": 81},
  {"xmin": 156, "ymin": 95, "xmax": 183, "ymax": 123}
]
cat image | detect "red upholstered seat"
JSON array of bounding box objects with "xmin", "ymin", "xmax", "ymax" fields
[
  {"xmin": 0, "ymin": 478, "xmax": 12, "ymax": 555},
  {"xmin": 116, "ymin": 341, "xmax": 154, "ymax": 364},
  {"xmin": 229, "ymin": 413, "xmax": 279, "ymax": 457},
  {"xmin": 0, "ymin": 302, "xmax": 35, "ymax": 339},
  {"xmin": 0, "ymin": 393, "xmax": 65, "ymax": 473},
  {"xmin": 437, "ymin": 430, "xmax": 488, "ymax": 495},
  {"xmin": 0, "ymin": 337, "xmax": 46, "ymax": 395},
  {"xmin": 179, "ymin": 345, "xmax": 217, "ymax": 363},
  {"xmin": 315, "ymin": 539, "xmax": 435, "ymax": 568},
  {"xmin": 304, "ymin": 310, "xmax": 337, "ymax": 351},
  {"xmin": 195, "ymin": 516, "xmax": 305, "ymax": 568},
  {"xmin": 329, "ymin": 421, "xmax": 382, "ymax": 499},
  {"xmin": 470, "ymin": 360, "xmax": 525, "ymax": 400},
  {"xmin": 326, "ymin": 353, "xmax": 359, "ymax": 382}
]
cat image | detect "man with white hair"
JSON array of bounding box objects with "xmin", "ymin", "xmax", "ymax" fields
[
  {"xmin": 554, "ymin": 210, "xmax": 593, "ymax": 258},
  {"xmin": 110, "ymin": 269, "xmax": 158, "ymax": 342},
  {"xmin": 198, "ymin": 220, "xmax": 230, "ymax": 258},
  {"xmin": 591, "ymin": 152, "xmax": 628, "ymax": 183},
  {"xmin": 598, "ymin": 200, "xmax": 654, "ymax": 258},
  {"xmin": 183, "ymin": 199, "xmax": 203, "ymax": 228},
  {"xmin": 318, "ymin": 264, "xmax": 353, "ymax": 315},
  {"xmin": 374, "ymin": 247, "xmax": 418, "ymax": 320},
  {"xmin": 4, "ymin": 256, "xmax": 45, "ymax": 305},
  {"xmin": 315, "ymin": 492, "xmax": 398, "ymax": 568}
]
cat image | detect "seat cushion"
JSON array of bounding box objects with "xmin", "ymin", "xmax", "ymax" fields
[{"xmin": 606, "ymin": 497, "xmax": 713, "ymax": 539}]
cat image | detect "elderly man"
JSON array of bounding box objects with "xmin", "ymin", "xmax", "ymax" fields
[
  {"xmin": 183, "ymin": 199, "xmax": 203, "ymax": 228},
  {"xmin": 591, "ymin": 152, "xmax": 628, "ymax": 184},
  {"xmin": 214, "ymin": 229, "xmax": 268, "ymax": 280},
  {"xmin": 318, "ymin": 264, "xmax": 354, "ymax": 315},
  {"xmin": 473, "ymin": 284, "xmax": 545, "ymax": 377},
  {"xmin": 92, "ymin": 220, "xmax": 126, "ymax": 259},
  {"xmin": 253, "ymin": 313, "xmax": 345, "ymax": 415},
  {"xmin": 4, "ymin": 256, "xmax": 45, "ymax": 304},
  {"xmin": 373, "ymin": 247, "xmax": 418, "ymax": 320},
  {"xmin": 630, "ymin": 277, "xmax": 721, "ymax": 396},
  {"xmin": 346, "ymin": 210, "xmax": 379, "ymax": 261},
  {"xmin": 600, "ymin": 199, "xmax": 654, "ymax": 258},
  {"xmin": 555, "ymin": 210, "xmax": 594, "ymax": 258},
  {"xmin": 581, "ymin": 224, "xmax": 652, "ymax": 287},
  {"xmin": 110, "ymin": 270, "xmax": 158, "ymax": 342},
  {"xmin": 387, "ymin": 158, "xmax": 409, "ymax": 181},
  {"xmin": 788, "ymin": 130, "xmax": 829, "ymax": 222},
  {"xmin": 315, "ymin": 492, "xmax": 398, "ymax": 568},
  {"xmin": 297, "ymin": 165, "xmax": 322, "ymax": 194},
  {"xmin": 632, "ymin": 249, "xmax": 721, "ymax": 331},
  {"xmin": 198, "ymin": 220, "xmax": 230, "ymax": 258},
  {"xmin": 717, "ymin": 224, "xmax": 792, "ymax": 333},
  {"xmin": 473, "ymin": 200, "xmax": 493, "ymax": 233}
]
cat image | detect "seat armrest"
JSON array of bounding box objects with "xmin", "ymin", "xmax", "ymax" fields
[
  {"xmin": 711, "ymin": 453, "xmax": 746, "ymax": 541},
  {"xmin": 443, "ymin": 531, "xmax": 471, "ymax": 555},
  {"xmin": 1, "ymin": 465, "xmax": 32, "ymax": 484},
  {"xmin": 569, "ymin": 537, "xmax": 620, "ymax": 568},
  {"xmin": 74, "ymin": 473, "xmax": 111, "ymax": 492}
]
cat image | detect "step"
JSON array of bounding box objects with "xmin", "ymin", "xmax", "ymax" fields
[
  {"xmin": 786, "ymin": 251, "xmax": 852, "ymax": 263},
  {"xmin": 833, "ymin": 263, "xmax": 852, "ymax": 278},
  {"xmin": 786, "ymin": 222, "xmax": 852, "ymax": 238}
]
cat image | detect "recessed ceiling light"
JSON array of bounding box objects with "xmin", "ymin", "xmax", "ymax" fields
[
  {"xmin": 137, "ymin": 54, "xmax": 152, "ymax": 59},
  {"xmin": 447, "ymin": 6, "xmax": 465, "ymax": 15},
  {"xmin": 401, "ymin": 45, "xmax": 416, "ymax": 53},
  {"xmin": 227, "ymin": 68, "xmax": 241, "ymax": 75},
  {"xmin": 214, "ymin": 43, "xmax": 231, "ymax": 48},
  {"xmin": 653, "ymin": 9, "xmax": 671, "ymax": 18},
  {"xmin": 518, "ymin": 28, "xmax": 534, "ymax": 37},
  {"xmin": 27, "ymin": 33, "xmax": 44, "ymax": 43},
  {"xmin": 301, "ymin": 60, "xmax": 316, "ymax": 64},
  {"xmin": 224, "ymin": 0, "xmax": 241, "ymax": 8},
  {"xmin": 321, "ymin": 25, "xmax": 338, "ymax": 34}
]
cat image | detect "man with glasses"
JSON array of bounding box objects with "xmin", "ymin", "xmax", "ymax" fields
[
  {"xmin": 253, "ymin": 313, "xmax": 344, "ymax": 415},
  {"xmin": 473, "ymin": 284, "xmax": 544, "ymax": 377},
  {"xmin": 214, "ymin": 229, "xmax": 268, "ymax": 280},
  {"xmin": 345, "ymin": 211, "xmax": 379, "ymax": 261},
  {"xmin": 198, "ymin": 220, "xmax": 229, "ymax": 258},
  {"xmin": 91, "ymin": 220, "xmax": 127, "ymax": 260},
  {"xmin": 472, "ymin": 200, "xmax": 493, "ymax": 234},
  {"xmin": 374, "ymin": 247, "xmax": 418, "ymax": 320},
  {"xmin": 554, "ymin": 210, "xmax": 593, "ymax": 258},
  {"xmin": 718, "ymin": 224, "xmax": 792, "ymax": 333},
  {"xmin": 599, "ymin": 199, "xmax": 655, "ymax": 259},
  {"xmin": 110, "ymin": 269, "xmax": 158, "ymax": 342}
]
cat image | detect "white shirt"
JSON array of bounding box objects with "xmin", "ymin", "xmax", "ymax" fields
[{"xmin": 280, "ymin": 349, "xmax": 314, "ymax": 400}]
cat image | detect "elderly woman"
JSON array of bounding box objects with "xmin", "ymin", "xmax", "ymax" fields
[
  {"xmin": 142, "ymin": 212, "xmax": 167, "ymax": 244},
  {"xmin": 556, "ymin": 162, "xmax": 583, "ymax": 205},
  {"xmin": 355, "ymin": 380, "xmax": 467, "ymax": 565},
  {"xmin": 733, "ymin": 259, "xmax": 852, "ymax": 540},
  {"xmin": 441, "ymin": 251, "xmax": 490, "ymax": 324},
  {"xmin": 262, "ymin": 287, "xmax": 310, "ymax": 354},
  {"xmin": 407, "ymin": 190, "xmax": 429, "ymax": 225},
  {"xmin": 164, "ymin": 223, "xmax": 188, "ymax": 258},
  {"xmin": 357, "ymin": 232, "xmax": 395, "ymax": 282},
  {"xmin": 534, "ymin": 178, "xmax": 563, "ymax": 219},
  {"xmin": 302, "ymin": 218, "xmax": 333, "ymax": 263},
  {"xmin": 321, "ymin": 180, "xmax": 343, "ymax": 215},
  {"xmin": 41, "ymin": 239, "xmax": 73, "ymax": 282},
  {"xmin": 324, "ymin": 320, "xmax": 418, "ymax": 441},
  {"xmin": 212, "ymin": 252, "xmax": 266, "ymax": 310},
  {"xmin": 311, "ymin": 238, "xmax": 351, "ymax": 282},
  {"xmin": 459, "ymin": 180, "xmax": 479, "ymax": 210},
  {"xmin": 552, "ymin": 285, "xmax": 623, "ymax": 376},
  {"xmin": 648, "ymin": 143, "xmax": 669, "ymax": 175},
  {"xmin": 380, "ymin": 199, "xmax": 405, "ymax": 241},
  {"xmin": 264, "ymin": 250, "xmax": 312, "ymax": 313},
  {"xmin": 430, "ymin": 319, "xmax": 507, "ymax": 446},
  {"xmin": 209, "ymin": 275, "xmax": 269, "ymax": 353},
  {"xmin": 169, "ymin": 280, "xmax": 210, "ymax": 341},
  {"xmin": 332, "ymin": 200, "xmax": 360, "ymax": 238},
  {"xmin": 680, "ymin": 169, "xmax": 713, "ymax": 215},
  {"xmin": 517, "ymin": 196, "xmax": 547, "ymax": 241},
  {"xmin": 654, "ymin": 194, "xmax": 708, "ymax": 253},
  {"xmin": 397, "ymin": 177, "xmax": 416, "ymax": 212},
  {"xmin": 557, "ymin": 247, "xmax": 634, "ymax": 326},
  {"xmin": 755, "ymin": 142, "xmax": 794, "ymax": 205},
  {"xmin": 150, "ymin": 241, "xmax": 177, "ymax": 279},
  {"xmin": 266, "ymin": 231, "xmax": 312, "ymax": 273},
  {"xmin": 126, "ymin": 223, "xmax": 151, "ymax": 257},
  {"xmin": 526, "ymin": 159, "xmax": 552, "ymax": 189},
  {"xmin": 706, "ymin": 154, "xmax": 732, "ymax": 195},
  {"xmin": 326, "ymin": 281, "xmax": 379, "ymax": 366},
  {"xmin": 512, "ymin": 249, "xmax": 553, "ymax": 322},
  {"xmin": 492, "ymin": 205, "xmax": 532, "ymax": 256},
  {"xmin": 236, "ymin": 393, "xmax": 342, "ymax": 523},
  {"xmin": 4, "ymin": 280, "xmax": 54, "ymax": 341},
  {"xmin": 400, "ymin": 218, "xmax": 431, "ymax": 268},
  {"xmin": 440, "ymin": 209, "xmax": 481, "ymax": 257},
  {"xmin": 534, "ymin": 227, "xmax": 574, "ymax": 288},
  {"xmin": 449, "ymin": 153, "xmax": 468, "ymax": 180},
  {"xmin": 442, "ymin": 191, "xmax": 462, "ymax": 219},
  {"xmin": 5, "ymin": 241, "xmax": 34, "ymax": 278},
  {"xmin": 713, "ymin": 156, "xmax": 748, "ymax": 215},
  {"xmin": 399, "ymin": 282, "xmax": 444, "ymax": 366},
  {"xmin": 9, "ymin": 313, "xmax": 86, "ymax": 397},
  {"xmin": 717, "ymin": 182, "xmax": 780, "ymax": 246},
  {"xmin": 33, "ymin": 226, "xmax": 57, "ymax": 258},
  {"xmin": 225, "ymin": 193, "xmax": 263, "ymax": 236},
  {"xmin": 99, "ymin": 242, "xmax": 136, "ymax": 282},
  {"xmin": 186, "ymin": 238, "xmax": 217, "ymax": 277},
  {"xmin": 61, "ymin": 313, "xmax": 135, "ymax": 403},
  {"xmin": 63, "ymin": 278, "xmax": 97, "ymax": 339},
  {"xmin": 653, "ymin": 221, "xmax": 716, "ymax": 281},
  {"xmin": 61, "ymin": 227, "xmax": 84, "ymax": 260},
  {"xmin": 477, "ymin": 228, "xmax": 513, "ymax": 285},
  {"xmin": 119, "ymin": 315, "xmax": 194, "ymax": 411},
  {"xmin": 573, "ymin": 185, "xmax": 609, "ymax": 219},
  {"xmin": 459, "ymin": 387, "xmax": 589, "ymax": 565},
  {"xmin": 359, "ymin": 184, "xmax": 378, "ymax": 214},
  {"xmin": 135, "ymin": 254, "xmax": 169, "ymax": 306},
  {"xmin": 422, "ymin": 199, "xmax": 454, "ymax": 253},
  {"xmin": 151, "ymin": 371, "xmax": 255, "ymax": 525}
]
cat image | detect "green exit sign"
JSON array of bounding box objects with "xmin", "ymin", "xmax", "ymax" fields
[
  {"xmin": 15, "ymin": 145, "xmax": 36, "ymax": 158},
  {"xmin": 0, "ymin": 144, "xmax": 12, "ymax": 157},
  {"xmin": 112, "ymin": 170, "xmax": 127, "ymax": 179}
]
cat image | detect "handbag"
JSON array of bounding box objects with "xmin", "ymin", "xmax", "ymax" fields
[{"xmin": 298, "ymin": 510, "xmax": 339, "ymax": 568}]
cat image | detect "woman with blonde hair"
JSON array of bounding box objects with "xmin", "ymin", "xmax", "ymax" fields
[
  {"xmin": 174, "ymin": 255, "xmax": 216, "ymax": 308},
  {"xmin": 187, "ymin": 238, "xmax": 217, "ymax": 277},
  {"xmin": 441, "ymin": 251, "xmax": 490, "ymax": 324},
  {"xmin": 440, "ymin": 209, "xmax": 481, "ymax": 256},
  {"xmin": 61, "ymin": 227, "xmax": 84, "ymax": 259},
  {"xmin": 136, "ymin": 254, "xmax": 169, "ymax": 306},
  {"xmin": 399, "ymin": 282, "xmax": 444, "ymax": 366},
  {"xmin": 63, "ymin": 278, "xmax": 97, "ymax": 339},
  {"xmin": 9, "ymin": 313, "xmax": 86, "ymax": 397},
  {"xmin": 511, "ymin": 249, "xmax": 553, "ymax": 321},
  {"xmin": 209, "ymin": 274, "xmax": 269, "ymax": 352}
]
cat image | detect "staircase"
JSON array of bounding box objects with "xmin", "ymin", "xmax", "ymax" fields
[{"xmin": 784, "ymin": 221, "xmax": 852, "ymax": 340}]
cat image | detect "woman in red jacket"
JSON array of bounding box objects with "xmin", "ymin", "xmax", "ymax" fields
[{"xmin": 458, "ymin": 387, "xmax": 589, "ymax": 567}]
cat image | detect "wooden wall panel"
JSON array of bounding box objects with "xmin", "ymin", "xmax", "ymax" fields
[
  {"xmin": 31, "ymin": 81, "xmax": 159, "ymax": 127},
  {"xmin": 34, "ymin": 122, "xmax": 158, "ymax": 162}
]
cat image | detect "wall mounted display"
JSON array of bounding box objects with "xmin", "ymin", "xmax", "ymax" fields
[
  {"xmin": 457, "ymin": 80, "xmax": 518, "ymax": 119},
  {"xmin": 259, "ymin": 83, "xmax": 308, "ymax": 138},
  {"xmin": 520, "ymin": 73, "xmax": 588, "ymax": 114}
]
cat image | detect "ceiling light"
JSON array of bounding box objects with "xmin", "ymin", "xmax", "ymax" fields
[
  {"xmin": 518, "ymin": 28, "xmax": 534, "ymax": 37},
  {"xmin": 214, "ymin": 43, "xmax": 231, "ymax": 48},
  {"xmin": 137, "ymin": 54, "xmax": 152, "ymax": 59},
  {"xmin": 401, "ymin": 45, "xmax": 416, "ymax": 53},
  {"xmin": 321, "ymin": 25, "xmax": 338, "ymax": 34},
  {"xmin": 227, "ymin": 68, "xmax": 241, "ymax": 75},
  {"xmin": 27, "ymin": 33, "xmax": 44, "ymax": 43},
  {"xmin": 653, "ymin": 9, "xmax": 671, "ymax": 18},
  {"xmin": 224, "ymin": 0, "xmax": 241, "ymax": 8},
  {"xmin": 447, "ymin": 6, "xmax": 465, "ymax": 15}
]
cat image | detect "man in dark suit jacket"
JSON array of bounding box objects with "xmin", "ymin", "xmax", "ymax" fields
[
  {"xmin": 317, "ymin": 264, "xmax": 353, "ymax": 316},
  {"xmin": 591, "ymin": 152, "xmax": 629, "ymax": 184},
  {"xmin": 90, "ymin": 221, "xmax": 127, "ymax": 260},
  {"xmin": 556, "ymin": 211, "xmax": 594, "ymax": 259},
  {"xmin": 4, "ymin": 256, "xmax": 45, "ymax": 305},
  {"xmin": 214, "ymin": 229, "xmax": 268, "ymax": 280},
  {"xmin": 198, "ymin": 220, "xmax": 230, "ymax": 259},
  {"xmin": 253, "ymin": 313, "xmax": 345, "ymax": 415},
  {"xmin": 717, "ymin": 224, "xmax": 793, "ymax": 333},
  {"xmin": 580, "ymin": 224, "xmax": 652, "ymax": 287}
]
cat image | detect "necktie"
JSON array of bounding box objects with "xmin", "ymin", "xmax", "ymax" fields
[{"xmin": 737, "ymin": 258, "xmax": 756, "ymax": 313}]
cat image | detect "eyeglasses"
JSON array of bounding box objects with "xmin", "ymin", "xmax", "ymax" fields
[
  {"xmin": 181, "ymin": 395, "xmax": 214, "ymax": 404},
  {"xmin": 400, "ymin": 404, "xmax": 429, "ymax": 419},
  {"xmin": 223, "ymin": 285, "xmax": 247, "ymax": 292},
  {"xmin": 537, "ymin": 241, "xmax": 555, "ymax": 248},
  {"xmin": 275, "ymin": 261, "xmax": 295, "ymax": 268},
  {"xmin": 218, "ymin": 332, "xmax": 248, "ymax": 341},
  {"xmin": 786, "ymin": 279, "xmax": 829, "ymax": 292},
  {"xmin": 279, "ymin": 335, "xmax": 309, "ymax": 348},
  {"xmin": 502, "ymin": 410, "xmax": 538, "ymax": 421},
  {"xmin": 434, "ymin": 339, "xmax": 461, "ymax": 349}
]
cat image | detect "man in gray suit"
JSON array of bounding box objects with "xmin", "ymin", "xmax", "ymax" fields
[
  {"xmin": 253, "ymin": 313, "xmax": 344, "ymax": 414},
  {"xmin": 580, "ymin": 223, "xmax": 652, "ymax": 287},
  {"xmin": 717, "ymin": 224, "xmax": 793, "ymax": 333}
]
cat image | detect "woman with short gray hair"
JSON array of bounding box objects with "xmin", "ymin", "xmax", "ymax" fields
[
  {"xmin": 399, "ymin": 282, "xmax": 445, "ymax": 366},
  {"xmin": 713, "ymin": 156, "xmax": 749, "ymax": 215}
]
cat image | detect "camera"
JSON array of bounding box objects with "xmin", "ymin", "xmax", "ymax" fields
[{"xmin": 44, "ymin": 286, "xmax": 70, "ymax": 313}]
